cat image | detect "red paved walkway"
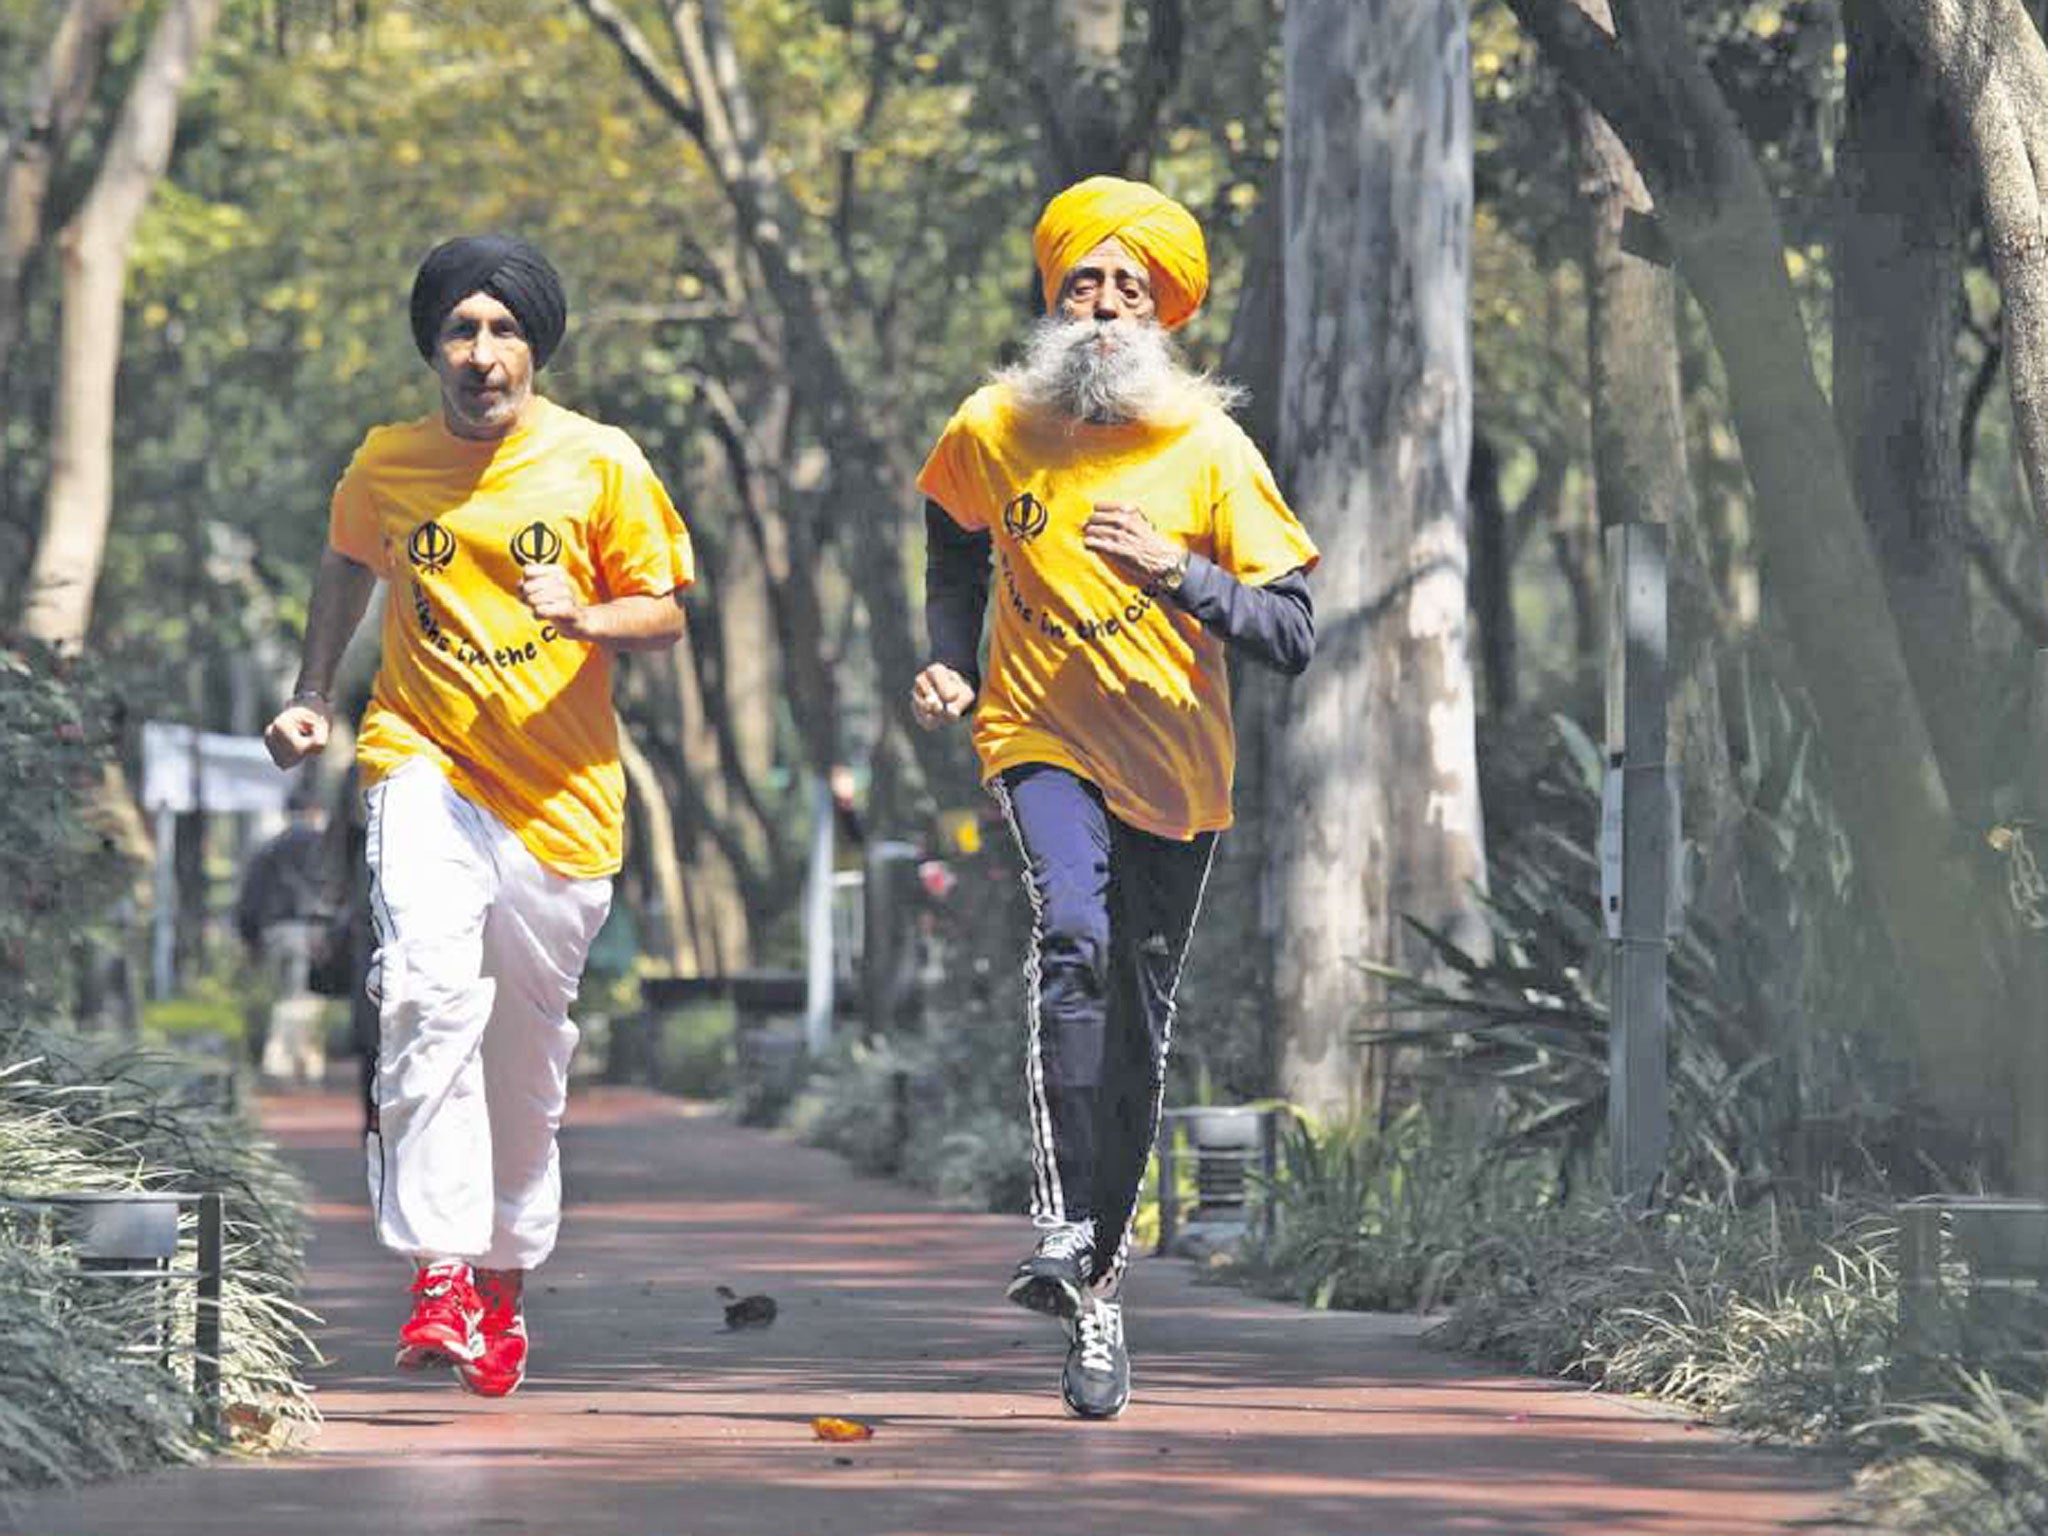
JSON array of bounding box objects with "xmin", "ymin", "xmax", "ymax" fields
[{"xmin": 3, "ymin": 1088, "xmax": 1861, "ymax": 1536}]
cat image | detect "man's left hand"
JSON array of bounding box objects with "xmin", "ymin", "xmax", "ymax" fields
[
  {"xmin": 519, "ymin": 564, "xmax": 589, "ymax": 639},
  {"xmin": 1083, "ymin": 503, "xmax": 1183, "ymax": 589}
]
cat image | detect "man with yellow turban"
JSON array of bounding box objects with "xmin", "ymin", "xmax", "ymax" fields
[{"xmin": 911, "ymin": 177, "xmax": 1320, "ymax": 1419}]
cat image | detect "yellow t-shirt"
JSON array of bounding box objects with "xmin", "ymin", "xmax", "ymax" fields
[
  {"xmin": 329, "ymin": 397, "xmax": 694, "ymax": 879},
  {"xmin": 917, "ymin": 383, "xmax": 1318, "ymax": 839}
]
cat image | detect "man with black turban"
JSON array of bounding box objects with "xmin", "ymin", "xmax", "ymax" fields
[
  {"xmin": 912, "ymin": 178, "xmax": 1320, "ymax": 1419},
  {"xmin": 263, "ymin": 234, "xmax": 696, "ymax": 1398}
]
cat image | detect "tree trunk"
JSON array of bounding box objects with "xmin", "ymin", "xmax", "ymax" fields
[
  {"xmin": 0, "ymin": 0, "xmax": 135, "ymax": 375},
  {"xmin": 1569, "ymin": 0, "xmax": 1740, "ymax": 922},
  {"xmin": 1872, "ymin": 0, "xmax": 2048, "ymax": 550},
  {"xmin": 618, "ymin": 714, "xmax": 699, "ymax": 973},
  {"xmin": 1205, "ymin": 180, "xmax": 1286, "ymax": 1094},
  {"xmin": 1834, "ymin": 0, "xmax": 1982, "ymax": 817},
  {"xmin": 1272, "ymin": 0, "xmax": 1488, "ymax": 1121},
  {"xmin": 1507, "ymin": 0, "xmax": 2011, "ymax": 1149},
  {"xmin": 1038, "ymin": 0, "xmax": 1125, "ymax": 185},
  {"xmin": 1027, "ymin": 0, "xmax": 1183, "ymax": 191},
  {"xmin": 20, "ymin": 0, "xmax": 223, "ymax": 650}
]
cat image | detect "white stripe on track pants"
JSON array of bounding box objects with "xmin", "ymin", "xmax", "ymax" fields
[{"xmin": 363, "ymin": 759, "xmax": 612, "ymax": 1270}]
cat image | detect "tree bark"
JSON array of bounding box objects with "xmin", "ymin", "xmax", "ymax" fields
[
  {"xmin": 1873, "ymin": 0, "xmax": 2048, "ymax": 549},
  {"xmin": 1468, "ymin": 432, "xmax": 1518, "ymax": 718},
  {"xmin": 20, "ymin": 0, "xmax": 224, "ymax": 650},
  {"xmin": 1272, "ymin": 0, "xmax": 1489, "ymax": 1121},
  {"xmin": 1507, "ymin": 0, "xmax": 2010, "ymax": 1147},
  {"xmin": 1834, "ymin": 0, "xmax": 1982, "ymax": 816},
  {"xmin": 0, "ymin": 0, "xmax": 135, "ymax": 376}
]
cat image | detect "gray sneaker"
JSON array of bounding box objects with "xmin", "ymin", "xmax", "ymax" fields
[
  {"xmin": 1006, "ymin": 1219, "xmax": 1094, "ymax": 1320},
  {"xmin": 1060, "ymin": 1294, "xmax": 1130, "ymax": 1419}
]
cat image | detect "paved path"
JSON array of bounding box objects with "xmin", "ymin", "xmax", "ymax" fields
[{"xmin": 4, "ymin": 1088, "xmax": 1861, "ymax": 1536}]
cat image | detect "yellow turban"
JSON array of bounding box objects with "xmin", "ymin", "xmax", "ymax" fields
[{"xmin": 1032, "ymin": 176, "xmax": 1209, "ymax": 331}]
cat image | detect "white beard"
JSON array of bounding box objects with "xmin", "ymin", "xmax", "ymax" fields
[{"xmin": 996, "ymin": 317, "xmax": 1243, "ymax": 426}]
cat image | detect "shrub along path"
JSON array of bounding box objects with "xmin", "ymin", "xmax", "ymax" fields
[{"xmin": 4, "ymin": 1087, "xmax": 1860, "ymax": 1536}]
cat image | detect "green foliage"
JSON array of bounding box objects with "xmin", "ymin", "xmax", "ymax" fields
[
  {"xmin": 0, "ymin": 641, "xmax": 138, "ymax": 1021},
  {"xmin": 141, "ymin": 976, "xmax": 250, "ymax": 1046},
  {"xmin": 1436, "ymin": 1193, "xmax": 1898, "ymax": 1442},
  {"xmin": 1235, "ymin": 1106, "xmax": 1548, "ymax": 1314},
  {"xmin": 646, "ymin": 1003, "xmax": 738, "ymax": 1100},
  {"xmin": 1858, "ymin": 1372, "xmax": 2048, "ymax": 1536},
  {"xmin": 0, "ymin": 1236, "xmax": 202, "ymax": 1490},
  {"xmin": 1370, "ymin": 682, "xmax": 1933, "ymax": 1208},
  {"xmin": 0, "ymin": 1026, "xmax": 319, "ymax": 1489},
  {"xmin": 792, "ymin": 830, "xmax": 1034, "ymax": 1211}
]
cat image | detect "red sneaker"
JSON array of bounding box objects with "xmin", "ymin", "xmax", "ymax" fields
[
  {"xmin": 394, "ymin": 1260, "xmax": 484, "ymax": 1369},
  {"xmin": 459, "ymin": 1267, "xmax": 528, "ymax": 1398}
]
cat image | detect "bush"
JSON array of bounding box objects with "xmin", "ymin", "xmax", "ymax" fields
[
  {"xmin": 1857, "ymin": 1373, "xmax": 2048, "ymax": 1536},
  {"xmin": 1431, "ymin": 1190, "xmax": 1900, "ymax": 1443},
  {"xmin": 1230, "ymin": 1107, "xmax": 1551, "ymax": 1313},
  {"xmin": 648, "ymin": 1003, "xmax": 737, "ymax": 1099},
  {"xmin": 1365, "ymin": 690, "xmax": 1946, "ymax": 1214},
  {"xmin": 0, "ymin": 641, "xmax": 140, "ymax": 1021},
  {"xmin": 0, "ymin": 1023, "xmax": 319, "ymax": 1490},
  {"xmin": 790, "ymin": 819, "xmax": 1039, "ymax": 1210}
]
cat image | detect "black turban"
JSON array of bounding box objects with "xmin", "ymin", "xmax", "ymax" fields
[{"xmin": 409, "ymin": 234, "xmax": 568, "ymax": 370}]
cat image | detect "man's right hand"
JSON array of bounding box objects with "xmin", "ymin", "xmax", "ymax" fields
[
  {"xmin": 263, "ymin": 701, "xmax": 332, "ymax": 768},
  {"xmin": 910, "ymin": 663, "xmax": 976, "ymax": 731}
]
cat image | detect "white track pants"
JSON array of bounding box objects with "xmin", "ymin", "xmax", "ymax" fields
[{"xmin": 363, "ymin": 760, "xmax": 612, "ymax": 1270}]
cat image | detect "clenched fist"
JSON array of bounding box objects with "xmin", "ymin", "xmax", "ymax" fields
[
  {"xmin": 519, "ymin": 563, "xmax": 589, "ymax": 638},
  {"xmin": 263, "ymin": 699, "xmax": 331, "ymax": 769},
  {"xmin": 910, "ymin": 663, "xmax": 976, "ymax": 731}
]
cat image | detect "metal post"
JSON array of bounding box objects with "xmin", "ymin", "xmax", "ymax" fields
[
  {"xmin": 1259, "ymin": 1107, "xmax": 1281, "ymax": 1248},
  {"xmin": 1603, "ymin": 523, "xmax": 1672, "ymax": 1210},
  {"xmin": 152, "ymin": 804, "xmax": 178, "ymax": 1000},
  {"xmin": 802, "ymin": 773, "xmax": 835, "ymax": 1055},
  {"xmin": 194, "ymin": 1193, "xmax": 223, "ymax": 1438},
  {"xmin": 1896, "ymin": 1200, "xmax": 1939, "ymax": 1351},
  {"xmin": 1155, "ymin": 1121, "xmax": 1180, "ymax": 1255}
]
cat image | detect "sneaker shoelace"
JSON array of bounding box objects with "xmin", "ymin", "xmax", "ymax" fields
[
  {"xmin": 1075, "ymin": 1299, "xmax": 1123, "ymax": 1376},
  {"xmin": 413, "ymin": 1262, "xmax": 468, "ymax": 1299},
  {"xmin": 1037, "ymin": 1222, "xmax": 1095, "ymax": 1262}
]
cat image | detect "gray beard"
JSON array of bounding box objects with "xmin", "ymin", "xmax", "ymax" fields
[{"xmin": 999, "ymin": 317, "xmax": 1187, "ymax": 425}]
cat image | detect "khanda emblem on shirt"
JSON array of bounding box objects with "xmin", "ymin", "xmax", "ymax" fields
[
  {"xmin": 1003, "ymin": 491, "xmax": 1049, "ymax": 544},
  {"xmin": 408, "ymin": 520, "xmax": 456, "ymax": 574},
  {"xmin": 510, "ymin": 520, "xmax": 563, "ymax": 566}
]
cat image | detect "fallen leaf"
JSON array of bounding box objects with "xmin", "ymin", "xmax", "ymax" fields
[
  {"xmin": 812, "ymin": 1416, "xmax": 875, "ymax": 1442},
  {"xmin": 716, "ymin": 1285, "xmax": 779, "ymax": 1329}
]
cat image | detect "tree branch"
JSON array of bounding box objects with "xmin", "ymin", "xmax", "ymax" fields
[
  {"xmin": 1961, "ymin": 323, "xmax": 2004, "ymax": 492},
  {"xmin": 569, "ymin": 0, "xmax": 704, "ymax": 137},
  {"xmin": 1956, "ymin": 510, "xmax": 2048, "ymax": 642},
  {"xmin": 1504, "ymin": 0, "xmax": 1673, "ymax": 188}
]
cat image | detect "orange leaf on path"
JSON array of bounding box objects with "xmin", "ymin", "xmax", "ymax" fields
[{"xmin": 812, "ymin": 1416, "xmax": 875, "ymax": 1442}]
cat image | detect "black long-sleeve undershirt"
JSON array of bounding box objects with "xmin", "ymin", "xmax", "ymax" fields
[{"xmin": 922, "ymin": 499, "xmax": 1316, "ymax": 694}]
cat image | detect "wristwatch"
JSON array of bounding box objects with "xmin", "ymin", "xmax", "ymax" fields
[{"xmin": 1155, "ymin": 548, "xmax": 1191, "ymax": 595}]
